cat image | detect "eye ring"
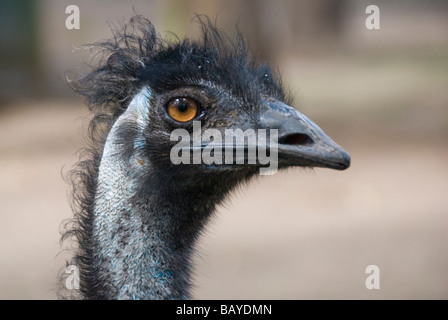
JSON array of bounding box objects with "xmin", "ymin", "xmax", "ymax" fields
[{"xmin": 166, "ymin": 97, "xmax": 199, "ymax": 123}]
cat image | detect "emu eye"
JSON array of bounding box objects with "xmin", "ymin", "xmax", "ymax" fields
[{"xmin": 166, "ymin": 97, "xmax": 199, "ymax": 123}]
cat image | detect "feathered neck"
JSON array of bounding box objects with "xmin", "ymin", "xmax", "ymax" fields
[{"xmin": 80, "ymin": 88, "xmax": 204, "ymax": 299}]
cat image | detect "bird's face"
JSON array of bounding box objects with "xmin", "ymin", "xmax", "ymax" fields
[
  {"xmin": 117, "ymin": 36, "xmax": 350, "ymax": 189},
  {"xmin": 136, "ymin": 79, "xmax": 350, "ymax": 181}
]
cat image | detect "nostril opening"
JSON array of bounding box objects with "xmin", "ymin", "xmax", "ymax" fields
[{"xmin": 279, "ymin": 133, "xmax": 313, "ymax": 146}]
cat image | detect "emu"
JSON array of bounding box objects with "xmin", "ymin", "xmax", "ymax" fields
[{"xmin": 61, "ymin": 15, "xmax": 350, "ymax": 300}]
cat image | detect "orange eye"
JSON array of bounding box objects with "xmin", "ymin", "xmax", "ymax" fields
[{"xmin": 166, "ymin": 98, "xmax": 199, "ymax": 123}]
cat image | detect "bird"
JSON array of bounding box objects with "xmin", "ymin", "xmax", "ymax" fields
[{"xmin": 60, "ymin": 15, "xmax": 350, "ymax": 300}]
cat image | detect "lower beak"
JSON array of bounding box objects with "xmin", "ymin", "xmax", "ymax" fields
[{"xmin": 259, "ymin": 99, "xmax": 350, "ymax": 170}]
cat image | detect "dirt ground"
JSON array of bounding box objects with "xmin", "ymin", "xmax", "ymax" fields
[{"xmin": 0, "ymin": 97, "xmax": 447, "ymax": 300}]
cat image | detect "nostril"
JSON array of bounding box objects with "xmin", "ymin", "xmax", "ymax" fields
[{"xmin": 279, "ymin": 133, "xmax": 313, "ymax": 146}]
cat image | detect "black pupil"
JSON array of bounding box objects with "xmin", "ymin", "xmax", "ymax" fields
[{"xmin": 177, "ymin": 102, "xmax": 188, "ymax": 112}]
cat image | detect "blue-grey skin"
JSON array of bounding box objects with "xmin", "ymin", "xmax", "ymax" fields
[{"xmin": 93, "ymin": 88, "xmax": 178, "ymax": 299}]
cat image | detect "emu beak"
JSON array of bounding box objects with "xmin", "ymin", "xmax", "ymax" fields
[{"xmin": 259, "ymin": 99, "xmax": 350, "ymax": 170}]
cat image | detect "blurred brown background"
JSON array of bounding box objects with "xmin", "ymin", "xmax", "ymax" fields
[{"xmin": 0, "ymin": 0, "xmax": 447, "ymax": 299}]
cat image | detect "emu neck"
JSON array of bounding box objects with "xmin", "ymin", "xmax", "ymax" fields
[
  {"xmin": 93, "ymin": 157, "xmax": 194, "ymax": 299},
  {"xmin": 90, "ymin": 88, "xmax": 200, "ymax": 299}
]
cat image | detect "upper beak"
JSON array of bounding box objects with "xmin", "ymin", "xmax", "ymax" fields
[{"xmin": 259, "ymin": 99, "xmax": 350, "ymax": 170}]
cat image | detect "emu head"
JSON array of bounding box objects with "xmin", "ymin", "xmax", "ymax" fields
[{"xmin": 72, "ymin": 15, "xmax": 350, "ymax": 205}]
